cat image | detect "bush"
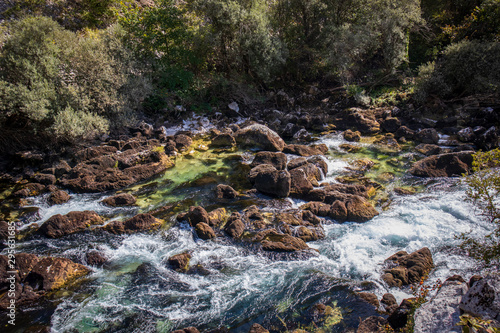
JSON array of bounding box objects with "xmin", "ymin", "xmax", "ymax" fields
[
  {"xmin": 415, "ymin": 40, "xmax": 500, "ymax": 101},
  {"xmin": 0, "ymin": 17, "xmax": 149, "ymax": 147}
]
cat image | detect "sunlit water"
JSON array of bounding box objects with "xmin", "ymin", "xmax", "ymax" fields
[{"xmin": 3, "ymin": 132, "xmax": 493, "ymax": 332}]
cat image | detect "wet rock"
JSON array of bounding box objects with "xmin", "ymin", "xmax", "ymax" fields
[
  {"xmin": 0, "ymin": 221, "xmax": 11, "ymax": 245},
  {"xmin": 340, "ymin": 143, "xmax": 362, "ymax": 153},
  {"xmin": 13, "ymin": 183, "xmax": 46, "ymax": 197},
  {"xmin": 283, "ymin": 144, "xmax": 325, "ymax": 157},
  {"xmin": 302, "ymin": 210, "xmax": 322, "ymax": 225},
  {"xmin": 394, "ymin": 126, "xmax": 415, "ymax": 139},
  {"xmin": 195, "ymin": 222, "xmax": 216, "ymax": 240},
  {"xmin": 38, "ymin": 211, "xmax": 103, "ymax": 238},
  {"xmin": 167, "ymin": 252, "xmax": 191, "ymax": 272},
  {"xmin": 415, "ymin": 144, "xmax": 442, "ymax": 156},
  {"xmin": 381, "ymin": 117, "xmax": 401, "ymax": 133},
  {"xmin": 32, "ymin": 173, "xmax": 56, "ymax": 185},
  {"xmin": 251, "ymin": 151, "xmax": 287, "ymax": 170},
  {"xmin": 244, "ymin": 206, "xmax": 268, "ymax": 230},
  {"xmin": 459, "ymin": 274, "xmax": 500, "ymax": 322},
  {"xmin": 301, "ymin": 202, "xmax": 331, "ymax": 217},
  {"xmin": 458, "ymin": 127, "xmax": 475, "ymax": 143},
  {"xmin": 224, "ymin": 213, "xmax": 245, "ymax": 239},
  {"xmin": 296, "ymin": 226, "xmax": 324, "ymax": 242},
  {"xmin": 102, "ymin": 193, "xmax": 136, "ymax": 207},
  {"xmin": 329, "ymin": 200, "xmax": 348, "ymax": 222},
  {"xmin": 290, "ymin": 168, "xmax": 314, "ymax": 197},
  {"xmin": 249, "ymin": 323, "xmax": 269, "ymax": 333},
  {"xmin": 414, "ymin": 280, "xmax": 468, "ymax": 333},
  {"xmin": 475, "ymin": 126, "xmax": 498, "ymax": 151},
  {"xmin": 381, "ymin": 293, "xmax": 398, "ymax": 313},
  {"xmin": 345, "ymin": 195, "xmax": 379, "ymax": 222},
  {"xmin": 104, "ymin": 213, "xmax": 161, "ymax": 234},
  {"xmin": 186, "ymin": 206, "xmax": 210, "ymax": 227},
  {"xmin": 235, "ymin": 124, "xmax": 286, "ymax": 151},
  {"xmin": 86, "ymin": 251, "xmax": 107, "ymax": 267},
  {"xmin": 382, "ymin": 247, "xmax": 434, "ymax": 287},
  {"xmin": 387, "ymin": 299, "xmax": 414, "ymax": 330},
  {"xmin": 174, "ymin": 134, "xmax": 193, "ymax": 151},
  {"xmin": 287, "ymin": 157, "xmax": 308, "ymax": 170},
  {"xmin": 469, "ymin": 275, "xmax": 483, "ymax": 288},
  {"xmin": 416, "ymin": 128, "xmax": 439, "ymax": 144},
  {"xmin": 215, "ymin": 184, "xmax": 239, "ymax": 200},
  {"xmin": 47, "ymin": 190, "xmax": 71, "ymax": 205},
  {"xmin": 337, "ymin": 108, "xmax": 380, "ymax": 134},
  {"xmin": 358, "ymin": 292, "xmax": 380, "ymax": 308},
  {"xmin": 208, "ymin": 208, "xmax": 228, "ymax": 227},
  {"xmin": 211, "ymin": 133, "xmax": 236, "ymax": 148},
  {"xmin": 343, "ymin": 129, "xmax": 361, "ymax": 142},
  {"xmin": 260, "ymin": 231, "xmax": 309, "ymax": 252},
  {"xmin": 248, "ymin": 164, "xmax": 291, "ymax": 198},
  {"xmin": 308, "ymin": 156, "xmax": 328, "ymax": 176},
  {"xmin": 25, "ymin": 256, "xmax": 89, "ymax": 292},
  {"xmin": 409, "ymin": 152, "xmax": 473, "ymax": 177},
  {"xmin": 357, "ymin": 316, "xmax": 388, "ymax": 333}
]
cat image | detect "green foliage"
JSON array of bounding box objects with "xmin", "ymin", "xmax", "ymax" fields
[
  {"xmin": 415, "ymin": 40, "xmax": 500, "ymax": 101},
  {"xmin": 457, "ymin": 314, "xmax": 500, "ymax": 333},
  {"xmin": 0, "ymin": 17, "xmax": 148, "ymax": 146},
  {"xmin": 459, "ymin": 149, "xmax": 500, "ymax": 264}
]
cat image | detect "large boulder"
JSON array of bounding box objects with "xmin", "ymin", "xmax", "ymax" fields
[
  {"xmin": 336, "ymin": 108, "xmax": 380, "ymax": 134},
  {"xmin": 47, "ymin": 190, "xmax": 71, "ymax": 205},
  {"xmin": 414, "ymin": 279, "xmax": 468, "ymax": 333},
  {"xmin": 459, "ymin": 274, "xmax": 500, "ymax": 322},
  {"xmin": 167, "ymin": 252, "xmax": 191, "ymax": 272},
  {"xmin": 283, "ymin": 144, "xmax": 326, "ymax": 157},
  {"xmin": 248, "ymin": 164, "xmax": 291, "ymax": 198},
  {"xmin": 195, "ymin": 222, "xmax": 216, "ymax": 240},
  {"xmin": 289, "ymin": 168, "xmax": 314, "ymax": 197},
  {"xmin": 382, "ymin": 247, "xmax": 434, "ymax": 287},
  {"xmin": 102, "ymin": 193, "xmax": 136, "ymax": 207},
  {"xmin": 409, "ymin": 152, "xmax": 473, "ymax": 177},
  {"xmin": 214, "ymin": 184, "xmax": 239, "ymax": 200},
  {"xmin": 235, "ymin": 124, "xmax": 286, "ymax": 151},
  {"xmin": 224, "ymin": 213, "xmax": 245, "ymax": 239},
  {"xmin": 416, "ymin": 128, "xmax": 439, "ymax": 144},
  {"xmin": 210, "ymin": 133, "xmax": 236, "ymax": 148},
  {"xmin": 186, "ymin": 206, "xmax": 210, "ymax": 227},
  {"xmin": 260, "ymin": 231, "xmax": 309, "ymax": 252},
  {"xmin": 345, "ymin": 195, "xmax": 379, "ymax": 222},
  {"xmin": 104, "ymin": 213, "xmax": 161, "ymax": 234},
  {"xmin": 25, "ymin": 257, "xmax": 90, "ymax": 291},
  {"xmin": 251, "ymin": 151, "xmax": 287, "ymax": 170},
  {"xmin": 38, "ymin": 211, "xmax": 103, "ymax": 238}
]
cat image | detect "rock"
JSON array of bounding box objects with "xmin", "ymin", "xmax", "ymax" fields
[
  {"xmin": 357, "ymin": 316, "xmax": 388, "ymax": 333},
  {"xmin": 283, "ymin": 144, "xmax": 325, "ymax": 157},
  {"xmin": 345, "ymin": 195, "xmax": 379, "ymax": 222},
  {"xmin": 296, "ymin": 226, "xmax": 324, "ymax": 242},
  {"xmin": 86, "ymin": 251, "xmax": 107, "ymax": 267},
  {"xmin": 25, "ymin": 257, "xmax": 89, "ymax": 291},
  {"xmin": 195, "ymin": 222, "xmax": 216, "ymax": 240},
  {"xmin": 207, "ymin": 208, "xmax": 228, "ymax": 227},
  {"xmin": 249, "ymin": 324, "xmax": 269, "ymax": 333},
  {"xmin": 47, "ymin": 190, "xmax": 71, "ymax": 205},
  {"xmin": 329, "ymin": 200, "xmax": 348, "ymax": 222},
  {"xmin": 469, "ymin": 275, "xmax": 483, "ymax": 288},
  {"xmin": 0, "ymin": 221, "xmax": 11, "ymax": 244},
  {"xmin": 414, "ymin": 280, "xmax": 468, "ymax": 333},
  {"xmin": 393, "ymin": 126, "xmax": 412, "ymax": 139},
  {"xmin": 343, "ymin": 129, "xmax": 361, "ymax": 142},
  {"xmin": 215, "ymin": 184, "xmax": 239, "ymax": 200},
  {"xmin": 104, "ymin": 213, "xmax": 161, "ymax": 234},
  {"xmin": 186, "ymin": 206, "xmax": 210, "ymax": 227},
  {"xmin": 38, "ymin": 211, "xmax": 103, "ymax": 238},
  {"xmin": 102, "ymin": 193, "xmax": 136, "ymax": 207},
  {"xmin": 416, "ymin": 128, "xmax": 439, "ymax": 144},
  {"xmin": 261, "ymin": 232, "xmax": 309, "ymax": 252},
  {"xmin": 287, "ymin": 157, "xmax": 308, "ymax": 170},
  {"xmin": 32, "ymin": 173, "xmax": 56, "ymax": 185},
  {"xmin": 174, "ymin": 134, "xmax": 193, "ymax": 151},
  {"xmin": 388, "ymin": 299, "xmax": 414, "ymax": 330},
  {"xmin": 459, "ymin": 274, "xmax": 500, "ymax": 322},
  {"xmin": 301, "ymin": 201, "xmax": 332, "ymax": 217},
  {"xmin": 381, "ymin": 117, "xmax": 401, "ymax": 133},
  {"xmin": 381, "ymin": 293, "xmax": 398, "ymax": 313},
  {"xmin": 167, "ymin": 252, "xmax": 191, "ymax": 272},
  {"xmin": 235, "ymin": 124, "xmax": 286, "ymax": 151},
  {"xmin": 224, "ymin": 213, "xmax": 245, "ymax": 238},
  {"xmin": 415, "ymin": 144, "xmax": 442, "ymax": 156},
  {"xmin": 173, "ymin": 327, "xmax": 200, "ymax": 333},
  {"xmin": 382, "ymin": 247, "xmax": 434, "ymax": 287},
  {"xmin": 409, "ymin": 152, "xmax": 473, "ymax": 177},
  {"xmin": 337, "ymin": 108, "xmax": 380, "ymax": 134},
  {"xmin": 251, "ymin": 151, "xmax": 287, "ymax": 170},
  {"xmin": 290, "ymin": 168, "xmax": 314, "ymax": 197},
  {"xmin": 248, "ymin": 164, "xmax": 291, "ymax": 198},
  {"xmin": 358, "ymin": 292, "xmax": 380, "ymax": 308},
  {"xmin": 458, "ymin": 127, "xmax": 475, "ymax": 143},
  {"xmin": 475, "ymin": 126, "xmax": 498, "ymax": 151},
  {"xmin": 211, "ymin": 133, "xmax": 236, "ymax": 148}
]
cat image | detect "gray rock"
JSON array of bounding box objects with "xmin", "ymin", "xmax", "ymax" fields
[
  {"xmin": 459, "ymin": 274, "xmax": 500, "ymax": 322},
  {"xmin": 414, "ymin": 280, "xmax": 468, "ymax": 333}
]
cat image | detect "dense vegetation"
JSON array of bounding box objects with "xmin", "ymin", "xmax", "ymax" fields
[{"xmin": 0, "ymin": 0, "xmax": 499, "ymax": 147}]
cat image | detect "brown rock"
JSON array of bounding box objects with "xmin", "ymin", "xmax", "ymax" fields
[
  {"xmin": 283, "ymin": 144, "xmax": 325, "ymax": 157},
  {"xmin": 251, "ymin": 151, "xmax": 287, "ymax": 170},
  {"xmin": 174, "ymin": 134, "xmax": 193, "ymax": 151},
  {"xmin": 249, "ymin": 323, "xmax": 269, "ymax": 333},
  {"xmin": 207, "ymin": 208, "xmax": 228, "ymax": 227},
  {"xmin": 261, "ymin": 234, "xmax": 309, "ymax": 252},
  {"xmin": 381, "ymin": 293, "xmax": 398, "ymax": 313},
  {"xmin": 345, "ymin": 195, "xmax": 379, "ymax": 222},
  {"xmin": 86, "ymin": 251, "xmax": 107, "ymax": 267},
  {"xmin": 357, "ymin": 316, "xmax": 388, "ymax": 333},
  {"xmin": 415, "ymin": 143, "xmax": 442, "ymax": 156},
  {"xmin": 301, "ymin": 202, "xmax": 331, "ymax": 217},
  {"xmin": 394, "ymin": 126, "xmax": 415, "ymax": 139},
  {"xmin": 104, "ymin": 213, "xmax": 161, "ymax": 234},
  {"xmin": 38, "ymin": 211, "xmax": 103, "ymax": 238},
  {"xmin": 248, "ymin": 164, "xmax": 291, "ymax": 198},
  {"xmin": 224, "ymin": 213, "xmax": 245, "ymax": 239},
  {"xmin": 215, "ymin": 184, "xmax": 238, "ymax": 200},
  {"xmin": 290, "ymin": 168, "xmax": 314, "ymax": 197},
  {"xmin": 235, "ymin": 124, "xmax": 286, "ymax": 151},
  {"xmin": 382, "ymin": 247, "xmax": 434, "ymax": 287},
  {"xmin": 288, "ymin": 157, "xmax": 308, "ymax": 170},
  {"xmin": 343, "ymin": 129, "xmax": 361, "ymax": 142},
  {"xmin": 195, "ymin": 222, "xmax": 216, "ymax": 240},
  {"xmin": 186, "ymin": 206, "xmax": 210, "ymax": 227},
  {"xmin": 329, "ymin": 200, "xmax": 348, "ymax": 222},
  {"xmin": 210, "ymin": 133, "xmax": 236, "ymax": 147},
  {"xmin": 167, "ymin": 252, "xmax": 191, "ymax": 272},
  {"xmin": 416, "ymin": 128, "xmax": 439, "ymax": 144},
  {"xmin": 26, "ymin": 257, "xmax": 89, "ymax": 291},
  {"xmin": 358, "ymin": 292, "xmax": 380, "ymax": 308},
  {"xmin": 409, "ymin": 152, "xmax": 473, "ymax": 177},
  {"xmin": 102, "ymin": 193, "xmax": 136, "ymax": 207},
  {"xmin": 47, "ymin": 190, "xmax": 71, "ymax": 205}
]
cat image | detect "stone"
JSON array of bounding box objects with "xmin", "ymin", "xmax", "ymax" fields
[
  {"xmin": 211, "ymin": 133, "xmax": 236, "ymax": 148},
  {"xmin": 235, "ymin": 124, "xmax": 286, "ymax": 151},
  {"xmin": 174, "ymin": 134, "xmax": 193, "ymax": 151},
  {"xmin": 388, "ymin": 299, "xmax": 414, "ymax": 330},
  {"xmin": 195, "ymin": 222, "xmax": 216, "ymax": 240},
  {"xmin": 261, "ymin": 232, "xmax": 309, "ymax": 252},
  {"xmin": 357, "ymin": 316, "xmax": 388, "ymax": 333},
  {"xmin": 343, "ymin": 129, "xmax": 361, "ymax": 142},
  {"xmin": 207, "ymin": 208, "xmax": 228, "ymax": 227},
  {"xmin": 381, "ymin": 293, "xmax": 398, "ymax": 313},
  {"xmin": 416, "ymin": 128, "xmax": 439, "ymax": 144},
  {"xmin": 38, "ymin": 211, "xmax": 103, "ymax": 238},
  {"xmin": 382, "ymin": 247, "xmax": 434, "ymax": 287},
  {"xmin": 215, "ymin": 184, "xmax": 239, "ymax": 200},
  {"xmin": 345, "ymin": 195, "xmax": 379, "ymax": 222},
  {"xmin": 251, "ymin": 151, "xmax": 287, "ymax": 170},
  {"xmin": 287, "ymin": 157, "xmax": 308, "ymax": 170},
  {"xmin": 104, "ymin": 213, "xmax": 161, "ymax": 234},
  {"xmin": 167, "ymin": 252, "xmax": 191, "ymax": 272},
  {"xmin": 25, "ymin": 257, "xmax": 89, "ymax": 291},
  {"xmin": 249, "ymin": 323, "xmax": 269, "ymax": 333},
  {"xmin": 415, "ymin": 144, "xmax": 442, "ymax": 156},
  {"xmin": 186, "ymin": 206, "xmax": 210, "ymax": 227},
  {"xmin": 102, "ymin": 193, "xmax": 136, "ymax": 207},
  {"xmin": 86, "ymin": 251, "xmax": 107, "ymax": 267},
  {"xmin": 224, "ymin": 213, "xmax": 245, "ymax": 239},
  {"xmin": 47, "ymin": 190, "xmax": 71, "ymax": 205},
  {"xmin": 329, "ymin": 200, "xmax": 348, "ymax": 222},
  {"xmin": 475, "ymin": 126, "xmax": 498, "ymax": 151},
  {"xmin": 381, "ymin": 117, "xmax": 401, "ymax": 133},
  {"xmin": 283, "ymin": 144, "xmax": 325, "ymax": 157},
  {"xmin": 248, "ymin": 164, "xmax": 291, "ymax": 198},
  {"xmin": 458, "ymin": 127, "xmax": 475, "ymax": 142},
  {"xmin": 414, "ymin": 280, "xmax": 468, "ymax": 333},
  {"xmin": 290, "ymin": 168, "xmax": 314, "ymax": 197},
  {"xmin": 337, "ymin": 108, "xmax": 380, "ymax": 134},
  {"xmin": 358, "ymin": 292, "xmax": 380, "ymax": 308},
  {"xmin": 394, "ymin": 126, "xmax": 415, "ymax": 139},
  {"xmin": 459, "ymin": 274, "xmax": 500, "ymax": 322},
  {"xmin": 409, "ymin": 152, "xmax": 473, "ymax": 177}
]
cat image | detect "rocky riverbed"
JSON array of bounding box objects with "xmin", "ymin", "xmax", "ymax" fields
[{"xmin": 0, "ymin": 106, "xmax": 499, "ymax": 332}]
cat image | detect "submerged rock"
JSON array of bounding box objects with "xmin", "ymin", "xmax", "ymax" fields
[
  {"xmin": 409, "ymin": 152, "xmax": 473, "ymax": 177},
  {"xmin": 38, "ymin": 211, "xmax": 103, "ymax": 238},
  {"xmin": 102, "ymin": 193, "xmax": 136, "ymax": 207},
  {"xmin": 86, "ymin": 251, "xmax": 107, "ymax": 267},
  {"xmin": 235, "ymin": 124, "xmax": 286, "ymax": 151},
  {"xmin": 224, "ymin": 212, "xmax": 245, "ymax": 239}
]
